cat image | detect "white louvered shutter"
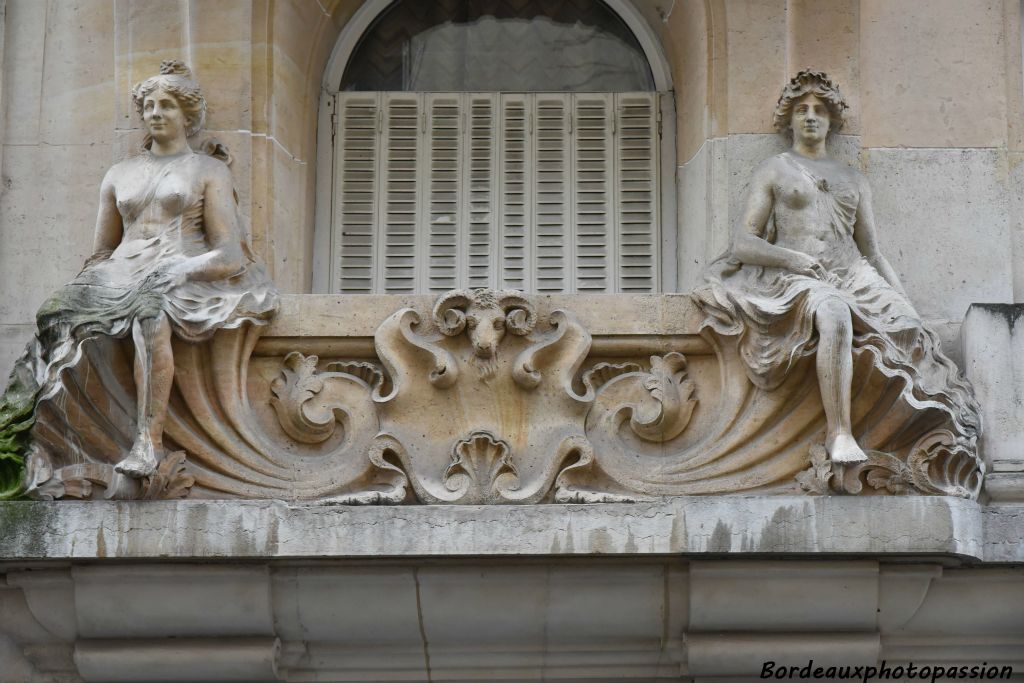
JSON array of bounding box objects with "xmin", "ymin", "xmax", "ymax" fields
[
  {"xmin": 377, "ymin": 94, "xmax": 421, "ymax": 293},
  {"xmin": 332, "ymin": 91, "xmax": 661, "ymax": 294},
  {"xmin": 614, "ymin": 93, "xmax": 660, "ymax": 292},
  {"xmin": 332, "ymin": 94, "xmax": 380, "ymax": 293}
]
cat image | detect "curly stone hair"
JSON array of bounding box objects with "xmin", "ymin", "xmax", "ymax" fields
[
  {"xmin": 131, "ymin": 60, "xmax": 206, "ymax": 137},
  {"xmin": 772, "ymin": 69, "xmax": 848, "ymax": 135}
]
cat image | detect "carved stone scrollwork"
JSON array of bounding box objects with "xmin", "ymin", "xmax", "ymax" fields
[
  {"xmin": 269, "ymin": 352, "xmax": 384, "ymax": 444},
  {"xmin": 19, "ymin": 287, "xmax": 983, "ymax": 502},
  {"xmin": 371, "ymin": 289, "xmax": 594, "ymax": 504},
  {"xmin": 564, "ymin": 352, "xmax": 699, "ymax": 497},
  {"xmin": 626, "ymin": 353, "xmax": 697, "ymax": 442},
  {"xmin": 580, "ymin": 353, "xmax": 697, "ymax": 439}
]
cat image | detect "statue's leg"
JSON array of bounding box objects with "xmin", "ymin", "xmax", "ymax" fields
[
  {"xmin": 115, "ymin": 313, "xmax": 173, "ymax": 478},
  {"xmin": 814, "ymin": 297, "xmax": 867, "ymax": 463}
]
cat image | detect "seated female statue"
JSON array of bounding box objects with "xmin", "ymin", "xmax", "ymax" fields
[
  {"xmin": 696, "ymin": 70, "xmax": 978, "ymax": 464},
  {"xmin": 0, "ymin": 60, "xmax": 278, "ymax": 490}
]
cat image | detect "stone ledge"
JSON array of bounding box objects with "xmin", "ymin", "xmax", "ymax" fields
[{"xmin": 3, "ymin": 495, "xmax": 1020, "ymax": 563}]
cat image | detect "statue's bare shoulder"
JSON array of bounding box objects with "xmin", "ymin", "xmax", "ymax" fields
[{"xmin": 749, "ymin": 154, "xmax": 788, "ymax": 189}]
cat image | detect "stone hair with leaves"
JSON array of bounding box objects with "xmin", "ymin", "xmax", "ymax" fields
[
  {"xmin": 131, "ymin": 59, "xmax": 207, "ymax": 137},
  {"xmin": 772, "ymin": 69, "xmax": 848, "ymax": 134}
]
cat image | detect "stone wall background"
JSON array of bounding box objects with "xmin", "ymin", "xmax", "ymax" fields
[{"xmin": 1, "ymin": 0, "xmax": 1021, "ymax": 376}]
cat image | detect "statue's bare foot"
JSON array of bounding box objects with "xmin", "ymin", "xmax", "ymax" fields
[
  {"xmin": 826, "ymin": 433, "xmax": 868, "ymax": 463},
  {"xmin": 115, "ymin": 438, "xmax": 160, "ymax": 478}
]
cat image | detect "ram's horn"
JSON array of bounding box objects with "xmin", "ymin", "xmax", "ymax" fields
[
  {"xmin": 497, "ymin": 292, "xmax": 537, "ymax": 336},
  {"xmin": 432, "ymin": 289, "xmax": 473, "ymax": 336}
]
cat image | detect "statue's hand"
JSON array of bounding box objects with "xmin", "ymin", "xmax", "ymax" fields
[
  {"xmin": 162, "ymin": 256, "xmax": 195, "ymax": 288},
  {"xmin": 785, "ymin": 252, "xmax": 828, "ymax": 279}
]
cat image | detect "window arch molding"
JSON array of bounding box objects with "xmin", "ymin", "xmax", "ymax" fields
[{"xmin": 312, "ymin": 0, "xmax": 677, "ymax": 293}]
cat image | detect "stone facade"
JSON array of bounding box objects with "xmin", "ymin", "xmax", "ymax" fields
[{"xmin": 1, "ymin": 1, "xmax": 1023, "ymax": 681}]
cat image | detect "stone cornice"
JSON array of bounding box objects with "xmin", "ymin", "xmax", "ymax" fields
[{"xmin": 4, "ymin": 496, "xmax": 1021, "ymax": 563}]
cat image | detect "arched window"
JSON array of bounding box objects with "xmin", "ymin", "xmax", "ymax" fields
[{"xmin": 322, "ymin": 0, "xmax": 673, "ymax": 294}]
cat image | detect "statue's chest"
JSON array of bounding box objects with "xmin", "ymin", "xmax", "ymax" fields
[
  {"xmin": 775, "ymin": 167, "xmax": 858, "ymax": 212},
  {"xmin": 115, "ymin": 168, "xmax": 199, "ymax": 221}
]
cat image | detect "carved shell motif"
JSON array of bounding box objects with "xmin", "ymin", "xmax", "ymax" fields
[{"xmin": 442, "ymin": 430, "xmax": 521, "ymax": 504}]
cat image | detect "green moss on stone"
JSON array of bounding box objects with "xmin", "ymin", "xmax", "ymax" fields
[{"xmin": 0, "ymin": 350, "xmax": 40, "ymax": 501}]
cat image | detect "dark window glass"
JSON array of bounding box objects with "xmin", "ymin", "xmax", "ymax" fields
[{"xmin": 341, "ymin": 0, "xmax": 655, "ymax": 92}]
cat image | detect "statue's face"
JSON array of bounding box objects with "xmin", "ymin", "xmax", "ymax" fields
[
  {"xmin": 142, "ymin": 87, "xmax": 187, "ymax": 142},
  {"xmin": 790, "ymin": 92, "xmax": 830, "ymax": 144}
]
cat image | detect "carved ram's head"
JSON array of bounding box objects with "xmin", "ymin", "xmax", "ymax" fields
[{"xmin": 432, "ymin": 289, "xmax": 537, "ymax": 370}]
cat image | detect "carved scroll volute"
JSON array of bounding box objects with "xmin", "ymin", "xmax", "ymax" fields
[
  {"xmin": 569, "ymin": 353, "xmax": 700, "ymax": 496},
  {"xmin": 583, "ymin": 353, "xmax": 698, "ymax": 444},
  {"xmin": 269, "ymin": 351, "xmax": 383, "ymax": 445},
  {"xmin": 269, "ymin": 353, "xmax": 329, "ymax": 443},
  {"xmin": 376, "ymin": 308, "xmax": 459, "ymax": 393},
  {"xmin": 629, "ymin": 353, "xmax": 697, "ymax": 442}
]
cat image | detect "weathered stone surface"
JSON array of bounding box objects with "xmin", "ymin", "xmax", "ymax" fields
[
  {"xmin": 3, "ymin": 0, "xmax": 47, "ymax": 145},
  {"xmin": 860, "ymin": 0, "xmax": 1008, "ymax": 148},
  {"xmin": 39, "ymin": 0, "xmax": 115, "ymax": 147},
  {"xmin": 724, "ymin": 0, "xmax": 787, "ymax": 134},
  {"xmin": 0, "ymin": 496, "xmax": 998, "ymax": 560},
  {"xmin": 75, "ymin": 638, "xmax": 281, "ymax": 682},
  {"xmin": 862, "ymin": 148, "xmax": 1014, "ymax": 323},
  {"xmin": 663, "ymin": 0, "xmax": 710, "ymax": 161},
  {"xmin": 964, "ymin": 304, "xmax": 1024, "ymax": 502},
  {"xmin": 0, "ymin": 144, "xmax": 111, "ymax": 323}
]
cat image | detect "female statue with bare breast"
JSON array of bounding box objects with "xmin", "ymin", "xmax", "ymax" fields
[
  {"xmin": 0, "ymin": 61, "xmax": 277, "ymax": 494},
  {"xmin": 696, "ymin": 70, "xmax": 978, "ymax": 466}
]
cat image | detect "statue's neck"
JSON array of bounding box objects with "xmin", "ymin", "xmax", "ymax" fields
[
  {"xmin": 150, "ymin": 137, "xmax": 190, "ymax": 157},
  {"xmin": 792, "ymin": 139, "xmax": 827, "ymax": 160}
]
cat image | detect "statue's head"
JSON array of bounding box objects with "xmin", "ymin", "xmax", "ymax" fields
[
  {"xmin": 131, "ymin": 60, "xmax": 206, "ymax": 139},
  {"xmin": 773, "ymin": 70, "xmax": 848, "ymax": 139}
]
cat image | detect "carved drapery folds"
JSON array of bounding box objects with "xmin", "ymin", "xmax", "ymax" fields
[{"xmin": 23, "ymin": 289, "xmax": 983, "ymax": 502}]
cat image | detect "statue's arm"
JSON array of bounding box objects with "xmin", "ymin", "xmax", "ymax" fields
[
  {"xmin": 853, "ymin": 177, "xmax": 908, "ymax": 297},
  {"xmin": 174, "ymin": 162, "xmax": 244, "ymax": 282},
  {"xmin": 729, "ymin": 161, "xmax": 824, "ymax": 277},
  {"xmin": 91, "ymin": 172, "xmax": 122, "ymax": 260}
]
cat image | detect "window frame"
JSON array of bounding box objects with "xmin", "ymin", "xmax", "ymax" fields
[{"xmin": 312, "ymin": 0, "xmax": 677, "ymax": 294}]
